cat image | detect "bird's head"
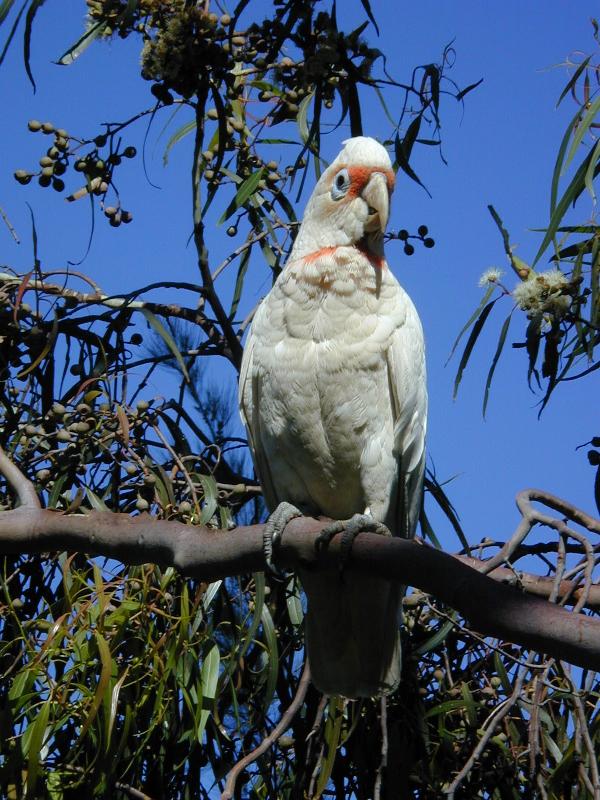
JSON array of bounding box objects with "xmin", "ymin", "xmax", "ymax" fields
[{"xmin": 290, "ymin": 136, "xmax": 394, "ymax": 264}]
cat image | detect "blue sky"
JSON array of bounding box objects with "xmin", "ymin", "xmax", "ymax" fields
[{"xmin": 1, "ymin": 1, "xmax": 598, "ymax": 551}]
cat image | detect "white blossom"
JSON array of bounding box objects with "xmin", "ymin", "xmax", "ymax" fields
[
  {"xmin": 512, "ymin": 268, "xmax": 571, "ymax": 317},
  {"xmin": 478, "ymin": 268, "xmax": 503, "ymax": 288}
]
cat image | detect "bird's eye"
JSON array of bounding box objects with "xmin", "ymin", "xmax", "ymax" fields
[{"xmin": 331, "ymin": 168, "xmax": 350, "ymax": 200}]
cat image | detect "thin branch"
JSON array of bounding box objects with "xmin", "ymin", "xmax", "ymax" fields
[
  {"xmin": 221, "ymin": 660, "xmax": 311, "ymax": 799},
  {"xmin": 445, "ymin": 666, "xmax": 528, "ymax": 798},
  {"xmin": 0, "ymin": 448, "xmax": 39, "ymax": 509}
]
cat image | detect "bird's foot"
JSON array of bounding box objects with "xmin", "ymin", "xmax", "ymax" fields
[
  {"xmin": 263, "ymin": 501, "xmax": 302, "ymax": 578},
  {"xmin": 316, "ymin": 513, "xmax": 391, "ymax": 571}
]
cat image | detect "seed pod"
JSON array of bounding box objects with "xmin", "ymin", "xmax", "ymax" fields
[
  {"xmin": 104, "ymin": 206, "xmax": 118, "ymax": 218},
  {"xmin": 121, "ymin": 210, "xmax": 133, "ymax": 224},
  {"xmin": 14, "ymin": 170, "xmax": 31, "ymax": 185},
  {"xmin": 136, "ymin": 498, "xmax": 149, "ymax": 511},
  {"xmin": 28, "ymin": 119, "xmax": 42, "ymax": 132},
  {"xmin": 76, "ymin": 403, "xmax": 91, "ymax": 414},
  {"xmin": 56, "ymin": 429, "xmax": 72, "ymax": 443},
  {"xmin": 41, "ymin": 122, "xmax": 54, "ymax": 134},
  {"xmin": 39, "ymin": 156, "xmax": 54, "ymax": 168},
  {"xmin": 220, "ymin": 13, "xmax": 231, "ymax": 25}
]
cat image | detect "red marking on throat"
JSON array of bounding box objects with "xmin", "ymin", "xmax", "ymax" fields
[
  {"xmin": 357, "ymin": 239, "xmax": 385, "ymax": 269},
  {"xmin": 301, "ymin": 243, "xmax": 386, "ymax": 270},
  {"xmin": 302, "ymin": 246, "xmax": 338, "ymax": 264}
]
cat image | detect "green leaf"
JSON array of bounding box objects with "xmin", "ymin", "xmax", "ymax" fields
[
  {"xmin": 413, "ymin": 617, "xmax": 456, "ymax": 655},
  {"xmin": 163, "ymin": 119, "xmax": 196, "ymax": 166},
  {"xmin": 23, "ymin": 0, "xmax": 47, "ymax": 91},
  {"xmin": 316, "ymin": 697, "xmax": 343, "ymax": 797},
  {"xmin": 359, "ymin": 0, "xmax": 379, "ymax": 35},
  {"xmin": 455, "ymin": 77, "xmax": 484, "ymax": 102},
  {"xmin": 556, "ymin": 56, "xmax": 591, "ymax": 107},
  {"xmin": 296, "ymin": 90, "xmax": 314, "ymax": 144},
  {"xmin": 260, "ymin": 601, "xmax": 279, "ymax": 711},
  {"xmin": 55, "ymin": 18, "xmax": 108, "ymax": 65},
  {"xmin": 453, "ymin": 299, "xmax": 498, "ymax": 398},
  {"xmin": 85, "ymin": 486, "xmax": 110, "ymax": 512},
  {"xmin": 285, "ymin": 575, "xmax": 304, "ymax": 626},
  {"xmin": 0, "ymin": 0, "xmax": 26, "ymax": 68},
  {"xmin": 217, "ymin": 169, "xmax": 264, "ymax": 225},
  {"xmin": 197, "ymin": 644, "xmax": 220, "ymax": 742},
  {"xmin": 482, "ymin": 312, "xmax": 513, "ymax": 418},
  {"xmin": 534, "ymin": 141, "xmax": 597, "ymax": 266},
  {"xmin": 394, "ymin": 129, "xmax": 430, "ymax": 195},
  {"xmin": 562, "ymin": 92, "xmax": 600, "ymax": 175},
  {"xmin": 25, "ymin": 695, "xmax": 51, "ymax": 795},
  {"xmin": 584, "ymin": 137, "xmax": 600, "ymax": 203},
  {"xmin": 140, "ymin": 308, "xmax": 190, "ymax": 381},
  {"xmin": 198, "ymin": 474, "xmax": 218, "ymax": 524},
  {"xmin": 446, "ymin": 283, "xmax": 494, "ymax": 365},
  {"xmin": 0, "ymin": 0, "xmax": 17, "ymax": 26},
  {"xmin": 228, "ymin": 245, "xmax": 251, "ymax": 321}
]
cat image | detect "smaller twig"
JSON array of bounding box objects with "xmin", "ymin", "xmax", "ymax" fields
[
  {"xmin": 373, "ymin": 696, "xmax": 388, "ymax": 800},
  {"xmin": 221, "ymin": 661, "xmax": 311, "ymax": 799},
  {"xmin": 0, "ymin": 447, "xmax": 40, "ymax": 509},
  {"xmin": 0, "ymin": 204, "xmax": 20, "ymax": 243},
  {"xmin": 445, "ymin": 665, "xmax": 528, "ymax": 798},
  {"xmin": 114, "ymin": 781, "xmax": 156, "ymax": 800},
  {"xmin": 152, "ymin": 424, "xmax": 199, "ymax": 509}
]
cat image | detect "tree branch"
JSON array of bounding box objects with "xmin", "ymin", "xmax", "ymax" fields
[
  {"xmin": 0, "ymin": 500, "xmax": 599, "ymax": 670},
  {"xmin": 221, "ymin": 661, "xmax": 311, "ymax": 799}
]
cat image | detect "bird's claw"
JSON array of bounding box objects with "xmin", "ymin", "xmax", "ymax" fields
[
  {"xmin": 263, "ymin": 501, "xmax": 302, "ymax": 579},
  {"xmin": 316, "ymin": 513, "xmax": 391, "ymax": 574}
]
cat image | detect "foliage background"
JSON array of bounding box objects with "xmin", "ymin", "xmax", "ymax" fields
[{"xmin": 0, "ymin": 1, "xmax": 598, "ymax": 798}]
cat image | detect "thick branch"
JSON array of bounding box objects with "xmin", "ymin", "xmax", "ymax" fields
[{"xmin": 0, "ymin": 505, "xmax": 599, "ymax": 671}]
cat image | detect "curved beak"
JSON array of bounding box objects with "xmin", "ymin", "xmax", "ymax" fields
[{"xmin": 361, "ymin": 172, "xmax": 390, "ymax": 233}]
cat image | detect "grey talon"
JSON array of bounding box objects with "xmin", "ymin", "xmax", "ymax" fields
[{"xmin": 263, "ymin": 501, "xmax": 302, "ymax": 577}]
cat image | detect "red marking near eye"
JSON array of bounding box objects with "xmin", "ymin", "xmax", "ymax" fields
[{"xmin": 338, "ymin": 165, "xmax": 395, "ymax": 198}]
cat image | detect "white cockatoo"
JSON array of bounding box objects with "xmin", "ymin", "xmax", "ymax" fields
[{"xmin": 239, "ymin": 136, "xmax": 427, "ymax": 698}]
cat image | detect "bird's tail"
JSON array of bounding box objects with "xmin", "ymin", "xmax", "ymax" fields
[{"xmin": 300, "ymin": 567, "xmax": 403, "ymax": 698}]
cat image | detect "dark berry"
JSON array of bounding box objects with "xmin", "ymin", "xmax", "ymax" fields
[
  {"xmin": 424, "ymin": 238, "xmax": 435, "ymax": 248},
  {"xmin": 404, "ymin": 243, "xmax": 415, "ymax": 256},
  {"xmin": 418, "ymin": 225, "xmax": 429, "ymax": 237},
  {"xmin": 398, "ymin": 229, "xmax": 409, "ymax": 241},
  {"xmin": 588, "ymin": 450, "xmax": 600, "ymax": 466}
]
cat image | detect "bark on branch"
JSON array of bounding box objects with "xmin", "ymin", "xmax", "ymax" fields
[{"xmin": 0, "ymin": 497, "xmax": 599, "ymax": 671}]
